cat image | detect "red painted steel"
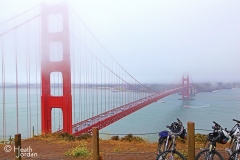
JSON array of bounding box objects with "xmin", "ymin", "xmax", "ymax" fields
[
  {"xmin": 41, "ymin": 2, "xmax": 72, "ymax": 134},
  {"xmin": 182, "ymin": 75, "xmax": 190, "ymax": 99},
  {"xmin": 73, "ymin": 86, "xmax": 188, "ymax": 136}
]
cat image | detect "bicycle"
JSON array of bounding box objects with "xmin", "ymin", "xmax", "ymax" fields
[
  {"xmin": 156, "ymin": 118, "xmax": 187, "ymax": 160},
  {"xmin": 157, "ymin": 130, "xmax": 173, "ymax": 154},
  {"xmin": 195, "ymin": 121, "xmax": 229, "ymax": 160},
  {"xmin": 227, "ymin": 119, "xmax": 240, "ymax": 160},
  {"xmin": 202, "ymin": 121, "xmax": 227, "ymax": 149}
]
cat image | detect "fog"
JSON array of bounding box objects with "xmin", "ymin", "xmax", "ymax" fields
[{"xmin": 0, "ymin": 0, "xmax": 240, "ymax": 84}]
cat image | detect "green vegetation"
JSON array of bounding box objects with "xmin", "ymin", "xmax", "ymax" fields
[
  {"xmin": 31, "ymin": 132, "xmax": 216, "ymax": 159},
  {"xmin": 195, "ymin": 133, "xmax": 207, "ymax": 142},
  {"xmin": 65, "ymin": 142, "xmax": 91, "ymax": 158},
  {"xmin": 111, "ymin": 133, "xmax": 145, "ymax": 142},
  {"xmin": 36, "ymin": 132, "xmax": 92, "ymax": 141}
]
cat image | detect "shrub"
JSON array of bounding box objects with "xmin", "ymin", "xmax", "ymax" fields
[
  {"xmin": 195, "ymin": 133, "xmax": 207, "ymax": 143},
  {"xmin": 76, "ymin": 133, "xmax": 92, "ymax": 140},
  {"xmin": 57, "ymin": 132, "xmax": 75, "ymax": 141},
  {"xmin": 65, "ymin": 142, "xmax": 91, "ymax": 158},
  {"xmin": 120, "ymin": 134, "xmax": 144, "ymax": 142},
  {"xmin": 111, "ymin": 135, "xmax": 119, "ymax": 141}
]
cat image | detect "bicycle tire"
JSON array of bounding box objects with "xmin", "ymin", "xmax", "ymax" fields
[
  {"xmin": 228, "ymin": 150, "xmax": 240, "ymax": 160},
  {"xmin": 157, "ymin": 137, "xmax": 172, "ymax": 154},
  {"xmin": 195, "ymin": 149, "xmax": 224, "ymax": 160},
  {"xmin": 156, "ymin": 150, "xmax": 186, "ymax": 160}
]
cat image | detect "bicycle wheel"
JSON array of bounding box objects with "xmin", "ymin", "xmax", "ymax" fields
[
  {"xmin": 156, "ymin": 150, "xmax": 186, "ymax": 160},
  {"xmin": 195, "ymin": 149, "xmax": 224, "ymax": 160},
  {"xmin": 228, "ymin": 150, "xmax": 240, "ymax": 160},
  {"xmin": 157, "ymin": 137, "xmax": 172, "ymax": 154}
]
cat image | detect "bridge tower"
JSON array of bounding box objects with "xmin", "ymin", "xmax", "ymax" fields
[
  {"xmin": 181, "ymin": 75, "xmax": 190, "ymax": 100},
  {"xmin": 41, "ymin": 2, "xmax": 72, "ymax": 134}
]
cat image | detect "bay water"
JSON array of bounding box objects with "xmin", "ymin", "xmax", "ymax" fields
[
  {"xmin": 100, "ymin": 88, "xmax": 240, "ymax": 142},
  {"xmin": 1, "ymin": 87, "xmax": 240, "ymax": 142}
]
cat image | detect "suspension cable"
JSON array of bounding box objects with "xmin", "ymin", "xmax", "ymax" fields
[
  {"xmin": 69, "ymin": 6, "xmax": 157, "ymax": 94},
  {"xmin": 0, "ymin": 3, "xmax": 41, "ymax": 26}
]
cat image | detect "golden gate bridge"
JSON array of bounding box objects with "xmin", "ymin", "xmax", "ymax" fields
[{"xmin": 0, "ymin": 2, "xmax": 194, "ymax": 140}]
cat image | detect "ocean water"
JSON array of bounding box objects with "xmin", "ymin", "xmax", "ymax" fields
[
  {"xmin": 0, "ymin": 87, "xmax": 240, "ymax": 142},
  {"xmin": 100, "ymin": 88, "xmax": 240, "ymax": 142}
]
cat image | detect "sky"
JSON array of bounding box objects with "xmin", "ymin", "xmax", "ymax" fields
[{"xmin": 0, "ymin": 0, "xmax": 240, "ymax": 83}]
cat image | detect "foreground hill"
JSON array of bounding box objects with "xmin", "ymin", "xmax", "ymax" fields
[{"xmin": 0, "ymin": 133, "xmax": 231, "ymax": 160}]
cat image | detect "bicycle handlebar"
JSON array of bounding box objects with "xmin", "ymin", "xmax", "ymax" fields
[
  {"xmin": 212, "ymin": 121, "xmax": 224, "ymax": 131},
  {"xmin": 177, "ymin": 118, "xmax": 183, "ymax": 125},
  {"xmin": 177, "ymin": 118, "xmax": 180, "ymax": 122},
  {"xmin": 166, "ymin": 125, "xmax": 171, "ymax": 129},
  {"xmin": 233, "ymin": 119, "xmax": 240, "ymax": 123},
  {"xmin": 213, "ymin": 121, "xmax": 221, "ymax": 127},
  {"xmin": 212, "ymin": 121, "xmax": 230, "ymax": 134}
]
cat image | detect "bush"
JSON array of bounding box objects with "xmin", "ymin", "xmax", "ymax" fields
[
  {"xmin": 76, "ymin": 133, "xmax": 92, "ymax": 140},
  {"xmin": 57, "ymin": 132, "xmax": 75, "ymax": 141},
  {"xmin": 65, "ymin": 142, "xmax": 91, "ymax": 158},
  {"xmin": 111, "ymin": 135, "xmax": 119, "ymax": 141},
  {"xmin": 120, "ymin": 134, "xmax": 144, "ymax": 142},
  {"xmin": 195, "ymin": 133, "xmax": 207, "ymax": 143}
]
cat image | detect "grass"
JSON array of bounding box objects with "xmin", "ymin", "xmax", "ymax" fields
[
  {"xmin": 27, "ymin": 132, "xmax": 230, "ymax": 159},
  {"xmin": 64, "ymin": 141, "xmax": 92, "ymax": 158}
]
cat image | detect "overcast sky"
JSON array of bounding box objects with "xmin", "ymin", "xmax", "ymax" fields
[{"xmin": 0, "ymin": 0, "xmax": 240, "ymax": 83}]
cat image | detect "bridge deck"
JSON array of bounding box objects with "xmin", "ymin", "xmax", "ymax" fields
[{"xmin": 71, "ymin": 86, "xmax": 189, "ymax": 136}]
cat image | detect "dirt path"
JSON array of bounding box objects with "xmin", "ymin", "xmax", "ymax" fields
[{"xmin": 0, "ymin": 136, "xmax": 231, "ymax": 160}]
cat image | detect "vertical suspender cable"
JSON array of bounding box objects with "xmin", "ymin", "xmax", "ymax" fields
[
  {"xmin": 25, "ymin": 15, "xmax": 29, "ymax": 137},
  {"xmin": 78, "ymin": 31, "xmax": 81, "ymax": 123},
  {"xmin": 101, "ymin": 50, "xmax": 103, "ymax": 114},
  {"xmin": 38, "ymin": 15, "xmax": 41, "ymax": 134},
  {"xmin": 88, "ymin": 41, "xmax": 91, "ymax": 118},
  {"xmin": 26, "ymin": 20, "xmax": 29, "ymax": 137},
  {"xmin": 91, "ymin": 40, "xmax": 94, "ymax": 118},
  {"xmin": 36, "ymin": 15, "xmax": 39, "ymax": 135},
  {"xmin": 122, "ymin": 67, "xmax": 123, "ymax": 106},
  {"xmin": 86, "ymin": 35, "xmax": 88, "ymax": 119},
  {"xmin": 28, "ymin": 22, "xmax": 32, "ymax": 137},
  {"xmin": 104, "ymin": 54, "xmax": 106, "ymax": 113},
  {"xmin": 72, "ymin": 26, "xmax": 76, "ymax": 124},
  {"xmin": 107, "ymin": 55, "xmax": 109, "ymax": 109},
  {"xmin": 110, "ymin": 56, "xmax": 112, "ymax": 110},
  {"xmin": 83, "ymin": 47, "xmax": 86, "ymax": 120},
  {"xmin": 90, "ymin": 37, "xmax": 93, "ymax": 117},
  {"xmin": 53, "ymin": 74, "xmax": 55, "ymax": 131},
  {"xmin": 58, "ymin": 49, "xmax": 61, "ymax": 130},
  {"xmin": 84, "ymin": 28, "xmax": 87, "ymax": 120},
  {"xmin": 96, "ymin": 44, "xmax": 98, "ymax": 115},
  {"xmin": 1, "ymin": 37, "xmax": 6, "ymax": 141},
  {"xmin": 15, "ymin": 23, "xmax": 19, "ymax": 134}
]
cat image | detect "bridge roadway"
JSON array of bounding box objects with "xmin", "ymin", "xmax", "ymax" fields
[{"xmin": 71, "ymin": 85, "xmax": 191, "ymax": 136}]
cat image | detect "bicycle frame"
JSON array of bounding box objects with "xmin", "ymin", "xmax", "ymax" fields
[
  {"xmin": 227, "ymin": 119, "xmax": 240, "ymax": 155},
  {"xmin": 156, "ymin": 118, "xmax": 186, "ymax": 160},
  {"xmin": 164, "ymin": 133, "xmax": 173, "ymax": 151}
]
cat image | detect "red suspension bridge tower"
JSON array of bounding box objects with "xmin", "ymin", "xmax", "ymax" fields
[
  {"xmin": 181, "ymin": 75, "xmax": 190, "ymax": 100},
  {"xmin": 41, "ymin": 2, "xmax": 72, "ymax": 134}
]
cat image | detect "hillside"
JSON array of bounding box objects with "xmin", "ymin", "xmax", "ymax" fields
[{"xmin": 0, "ymin": 133, "xmax": 231, "ymax": 160}]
